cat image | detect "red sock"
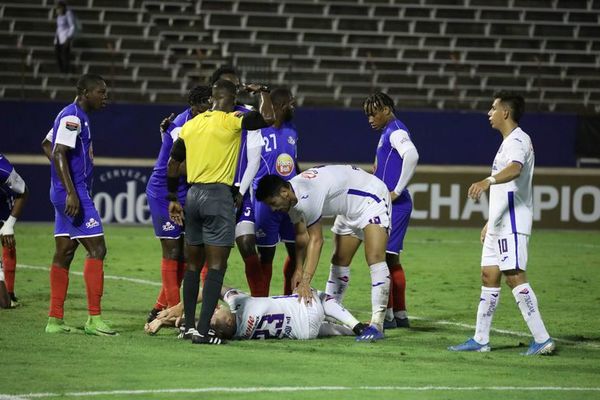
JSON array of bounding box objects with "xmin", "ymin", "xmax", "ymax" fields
[
  {"xmin": 200, "ymin": 262, "xmax": 209, "ymax": 285},
  {"xmin": 282, "ymin": 256, "xmax": 295, "ymax": 295},
  {"xmin": 387, "ymin": 278, "xmax": 394, "ymax": 309},
  {"xmin": 389, "ymin": 264, "xmax": 406, "ymax": 311},
  {"xmin": 154, "ymin": 288, "xmax": 167, "ymax": 310},
  {"xmin": 49, "ymin": 265, "xmax": 69, "ymax": 319},
  {"xmin": 260, "ymin": 262, "xmax": 273, "ymax": 297},
  {"xmin": 177, "ymin": 262, "xmax": 186, "ymax": 287},
  {"xmin": 161, "ymin": 258, "xmax": 180, "ymax": 307},
  {"xmin": 244, "ymin": 254, "xmax": 263, "ymax": 296},
  {"xmin": 2, "ymin": 246, "xmax": 16, "ymax": 294},
  {"xmin": 83, "ymin": 258, "xmax": 104, "ymax": 316}
]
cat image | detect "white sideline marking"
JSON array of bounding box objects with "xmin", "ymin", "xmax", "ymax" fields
[
  {"xmin": 17, "ymin": 264, "xmax": 600, "ymax": 349},
  {"xmin": 5, "ymin": 386, "xmax": 600, "ymax": 398},
  {"xmin": 18, "ymin": 264, "xmax": 161, "ymax": 287},
  {"xmin": 405, "ymin": 239, "xmax": 600, "ymax": 249}
]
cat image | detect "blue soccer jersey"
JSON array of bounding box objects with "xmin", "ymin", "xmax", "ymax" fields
[
  {"xmin": 233, "ymin": 104, "xmax": 254, "ymax": 186},
  {"xmin": 374, "ymin": 118, "xmax": 413, "ymax": 209},
  {"xmin": 49, "ymin": 102, "xmax": 94, "ymax": 203},
  {"xmin": 253, "ymin": 121, "xmax": 298, "ymax": 190},
  {"xmin": 374, "ymin": 118, "xmax": 417, "ymax": 253},
  {"xmin": 146, "ymin": 108, "xmax": 193, "ymax": 202},
  {"xmin": 252, "ymin": 122, "xmax": 298, "ymax": 246},
  {"xmin": 0, "ymin": 154, "xmax": 26, "ymax": 219}
]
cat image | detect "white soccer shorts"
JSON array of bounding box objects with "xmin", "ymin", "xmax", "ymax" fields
[{"xmin": 481, "ymin": 232, "xmax": 530, "ymax": 271}]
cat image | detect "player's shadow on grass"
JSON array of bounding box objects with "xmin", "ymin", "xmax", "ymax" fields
[{"xmin": 560, "ymin": 334, "xmax": 600, "ymax": 344}]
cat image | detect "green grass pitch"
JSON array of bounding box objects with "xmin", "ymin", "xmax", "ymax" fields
[{"xmin": 0, "ymin": 223, "xmax": 599, "ymax": 400}]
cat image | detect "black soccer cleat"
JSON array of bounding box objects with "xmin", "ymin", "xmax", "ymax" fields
[
  {"xmin": 352, "ymin": 322, "xmax": 367, "ymax": 336},
  {"xmin": 146, "ymin": 307, "xmax": 161, "ymax": 324},
  {"xmin": 191, "ymin": 329, "xmax": 226, "ymax": 345}
]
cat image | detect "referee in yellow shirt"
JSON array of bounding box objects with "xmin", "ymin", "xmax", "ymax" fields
[{"xmin": 166, "ymin": 79, "xmax": 274, "ymax": 344}]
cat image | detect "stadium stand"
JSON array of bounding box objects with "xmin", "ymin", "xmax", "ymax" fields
[{"xmin": 0, "ymin": 0, "xmax": 598, "ymax": 112}]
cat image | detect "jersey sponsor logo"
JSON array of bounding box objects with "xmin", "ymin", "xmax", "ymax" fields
[
  {"xmin": 287, "ymin": 136, "xmax": 296, "ymax": 145},
  {"xmin": 300, "ymin": 170, "xmax": 318, "ymax": 179},
  {"xmin": 162, "ymin": 221, "xmax": 175, "ymax": 231},
  {"xmin": 65, "ymin": 121, "xmax": 79, "ymax": 131},
  {"xmin": 85, "ymin": 218, "xmax": 100, "ymax": 229},
  {"xmin": 275, "ymin": 153, "xmax": 294, "ymax": 177},
  {"xmin": 244, "ymin": 315, "xmax": 256, "ymax": 338}
]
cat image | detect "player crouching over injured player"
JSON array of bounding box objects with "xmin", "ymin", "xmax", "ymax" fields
[{"xmin": 145, "ymin": 285, "xmax": 375, "ymax": 341}]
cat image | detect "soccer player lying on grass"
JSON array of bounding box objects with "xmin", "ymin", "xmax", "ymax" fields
[{"xmin": 145, "ymin": 285, "xmax": 373, "ymax": 341}]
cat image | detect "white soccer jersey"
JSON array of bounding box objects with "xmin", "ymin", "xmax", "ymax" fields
[
  {"xmin": 488, "ymin": 127, "xmax": 534, "ymax": 235},
  {"xmin": 288, "ymin": 165, "xmax": 389, "ymax": 227},
  {"xmin": 224, "ymin": 290, "xmax": 323, "ymax": 340}
]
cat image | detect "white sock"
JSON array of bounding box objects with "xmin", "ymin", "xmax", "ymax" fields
[
  {"xmin": 369, "ymin": 262, "xmax": 390, "ymax": 331},
  {"xmin": 512, "ymin": 283, "xmax": 550, "ymax": 343},
  {"xmin": 394, "ymin": 310, "xmax": 408, "ymax": 320},
  {"xmin": 325, "ymin": 265, "xmax": 350, "ymax": 302},
  {"xmin": 321, "ymin": 293, "xmax": 360, "ymax": 329},
  {"xmin": 473, "ymin": 286, "xmax": 501, "ymax": 345}
]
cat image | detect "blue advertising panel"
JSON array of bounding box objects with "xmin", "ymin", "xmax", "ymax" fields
[{"xmin": 2, "ymin": 100, "xmax": 579, "ymax": 166}]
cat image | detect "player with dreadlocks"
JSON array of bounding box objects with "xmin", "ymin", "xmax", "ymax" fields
[
  {"xmin": 145, "ymin": 85, "xmax": 212, "ymax": 323},
  {"xmin": 326, "ymin": 92, "xmax": 419, "ymax": 330}
]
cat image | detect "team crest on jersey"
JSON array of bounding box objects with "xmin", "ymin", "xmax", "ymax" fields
[
  {"xmin": 65, "ymin": 121, "xmax": 79, "ymax": 131},
  {"xmin": 287, "ymin": 136, "xmax": 296, "ymax": 145},
  {"xmin": 276, "ymin": 153, "xmax": 294, "ymax": 176}
]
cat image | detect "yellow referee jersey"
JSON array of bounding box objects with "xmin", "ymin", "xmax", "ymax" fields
[{"xmin": 179, "ymin": 110, "xmax": 243, "ymax": 185}]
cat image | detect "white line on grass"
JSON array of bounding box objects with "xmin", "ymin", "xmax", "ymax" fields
[
  {"xmin": 18, "ymin": 264, "xmax": 600, "ymax": 349},
  {"xmin": 18, "ymin": 264, "xmax": 161, "ymax": 287},
  {"xmin": 6, "ymin": 385, "xmax": 600, "ymax": 399}
]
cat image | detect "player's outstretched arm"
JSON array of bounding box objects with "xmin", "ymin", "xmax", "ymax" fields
[{"xmin": 296, "ymin": 220, "xmax": 324, "ymax": 305}]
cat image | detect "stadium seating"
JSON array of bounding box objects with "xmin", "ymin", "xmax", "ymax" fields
[{"xmin": 0, "ymin": 0, "xmax": 598, "ymax": 112}]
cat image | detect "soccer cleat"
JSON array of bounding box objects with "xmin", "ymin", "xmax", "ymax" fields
[
  {"xmin": 448, "ymin": 338, "xmax": 491, "ymax": 352},
  {"xmin": 9, "ymin": 293, "xmax": 20, "ymax": 308},
  {"xmin": 522, "ymin": 338, "xmax": 556, "ymax": 356},
  {"xmin": 45, "ymin": 317, "xmax": 74, "ymax": 334},
  {"xmin": 383, "ymin": 318, "xmax": 397, "ymax": 330},
  {"xmin": 84, "ymin": 316, "xmax": 118, "ymax": 336},
  {"xmin": 356, "ymin": 325, "xmax": 384, "ymax": 342},
  {"xmin": 146, "ymin": 307, "xmax": 161, "ymax": 323},
  {"xmin": 178, "ymin": 327, "xmax": 198, "ymax": 340},
  {"xmin": 395, "ymin": 317, "xmax": 410, "ymax": 328},
  {"xmin": 191, "ymin": 329, "xmax": 225, "ymax": 345}
]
